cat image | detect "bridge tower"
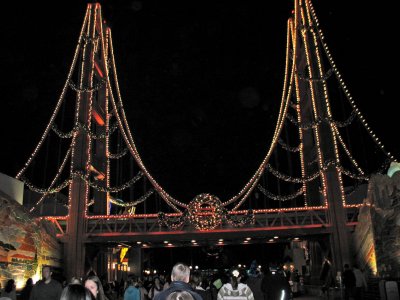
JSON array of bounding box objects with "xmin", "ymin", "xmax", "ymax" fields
[
  {"xmin": 51, "ymin": 4, "xmax": 109, "ymax": 278},
  {"xmin": 64, "ymin": 3, "xmax": 109, "ymax": 279},
  {"xmin": 291, "ymin": 0, "xmax": 350, "ymax": 274}
]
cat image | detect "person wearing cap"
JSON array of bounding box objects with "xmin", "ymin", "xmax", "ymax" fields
[{"xmin": 217, "ymin": 268, "xmax": 254, "ymax": 300}]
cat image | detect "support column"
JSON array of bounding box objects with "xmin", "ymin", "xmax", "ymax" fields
[
  {"xmin": 293, "ymin": 0, "xmax": 352, "ymax": 275},
  {"xmin": 128, "ymin": 247, "xmax": 142, "ymax": 277},
  {"xmin": 65, "ymin": 4, "xmax": 98, "ymax": 280}
]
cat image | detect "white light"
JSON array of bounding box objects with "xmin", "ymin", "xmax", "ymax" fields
[
  {"xmin": 137, "ymin": 241, "xmax": 142, "ymax": 244},
  {"xmin": 238, "ymin": 264, "xmax": 242, "ymax": 268},
  {"xmin": 191, "ymin": 240, "xmax": 196, "ymax": 243},
  {"xmin": 164, "ymin": 241, "xmax": 168, "ymax": 244},
  {"xmin": 280, "ymin": 290, "xmax": 285, "ymax": 300},
  {"xmin": 274, "ymin": 236, "xmax": 279, "ymax": 239},
  {"xmin": 195, "ymin": 266, "xmax": 199, "ymax": 270},
  {"xmin": 218, "ymin": 239, "xmax": 224, "ymax": 242}
]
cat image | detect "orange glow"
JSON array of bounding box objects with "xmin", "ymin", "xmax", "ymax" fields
[
  {"xmin": 92, "ymin": 110, "xmax": 105, "ymax": 126},
  {"xmin": 94, "ymin": 61, "xmax": 104, "ymax": 78},
  {"xmin": 89, "ymin": 165, "xmax": 105, "ymax": 180}
]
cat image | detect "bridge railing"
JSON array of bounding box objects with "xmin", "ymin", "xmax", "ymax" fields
[{"xmin": 44, "ymin": 206, "xmax": 360, "ymax": 237}]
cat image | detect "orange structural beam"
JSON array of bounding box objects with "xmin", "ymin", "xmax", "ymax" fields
[
  {"xmin": 94, "ymin": 61, "xmax": 104, "ymax": 78},
  {"xmin": 92, "ymin": 109, "xmax": 105, "ymax": 126}
]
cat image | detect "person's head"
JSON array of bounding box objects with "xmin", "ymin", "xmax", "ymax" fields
[
  {"xmin": 70, "ymin": 277, "xmax": 82, "ymax": 285},
  {"xmin": 85, "ymin": 275, "xmax": 106, "ymax": 300},
  {"xmin": 190, "ymin": 272, "xmax": 202, "ymax": 288},
  {"xmin": 228, "ymin": 268, "xmax": 242, "ymax": 290},
  {"xmin": 127, "ymin": 276, "xmax": 138, "ymax": 287},
  {"xmin": 25, "ymin": 278, "xmax": 33, "ymax": 286},
  {"xmin": 166, "ymin": 291, "xmax": 194, "ymax": 300},
  {"xmin": 154, "ymin": 277, "xmax": 161, "ymax": 286},
  {"xmin": 344, "ymin": 264, "xmax": 350, "ymax": 270},
  {"xmin": 60, "ymin": 284, "xmax": 93, "ymax": 300},
  {"xmin": 5, "ymin": 279, "xmax": 15, "ymax": 293},
  {"xmin": 42, "ymin": 266, "xmax": 52, "ymax": 281},
  {"xmin": 248, "ymin": 260, "xmax": 259, "ymax": 277},
  {"xmin": 171, "ymin": 263, "xmax": 190, "ymax": 283}
]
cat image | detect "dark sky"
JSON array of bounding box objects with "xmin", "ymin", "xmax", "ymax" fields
[{"xmin": 0, "ymin": 1, "xmax": 397, "ymax": 204}]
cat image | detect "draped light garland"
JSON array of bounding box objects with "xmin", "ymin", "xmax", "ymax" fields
[
  {"xmin": 257, "ymin": 185, "xmax": 304, "ymax": 201},
  {"xmin": 266, "ymin": 164, "xmax": 321, "ymax": 183},
  {"xmin": 71, "ymin": 170, "xmax": 143, "ymax": 193},
  {"xmin": 68, "ymin": 78, "xmax": 106, "ymax": 93},
  {"xmin": 286, "ymin": 111, "xmax": 356, "ymax": 130},
  {"xmin": 296, "ymin": 68, "xmax": 333, "ymax": 82},
  {"xmin": 52, "ymin": 122, "xmax": 118, "ymax": 139},
  {"xmin": 21, "ymin": 176, "xmax": 71, "ymax": 194},
  {"xmin": 108, "ymin": 147, "xmax": 129, "ymax": 159},
  {"xmin": 286, "ymin": 113, "xmax": 322, "ymax": 129},
  {"xmin": 327, "ymin": 111, "xmax": 356, "ymax": 128},
  {"xmin": 108, "ymin": 189, "xmax": 154, "ymax": 207},
  {"xmin": 278, "ymin": 138, "xmax": 301, "ymax": 152}
]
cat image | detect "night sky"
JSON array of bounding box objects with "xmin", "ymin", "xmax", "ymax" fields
[{"xmin": 0, "ymin": 1, "xmax": 397, "ymax": 204}]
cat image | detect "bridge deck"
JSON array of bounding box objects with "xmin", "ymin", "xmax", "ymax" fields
[{"xmin": 45, "ymin": 207, "xmax": 359, "ymax": 246}]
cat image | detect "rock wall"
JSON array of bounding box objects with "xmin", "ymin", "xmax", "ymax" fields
[
  {"xmin": 353, "ymin": 172, "xmax": 400, "ymax": 277},
  {"xmin": 0, "ymin": 191, "xmax": 62, "ymax": 288}
]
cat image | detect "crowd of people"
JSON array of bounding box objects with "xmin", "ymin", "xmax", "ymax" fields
[
  {"xmin": 0, "ymin": 261, "xmax": 366, "ymax": 300},
  {"xmin": 0, "ymin": 262, "xmax": 305, "ymax": 300}
]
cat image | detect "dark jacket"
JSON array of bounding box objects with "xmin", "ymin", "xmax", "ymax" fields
[{"xmin": 154, "ymin": 281, "xmax": 203, "ymax": 300}]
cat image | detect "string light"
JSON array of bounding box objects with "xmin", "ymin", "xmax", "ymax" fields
[
  {"xmin": 307, "ymin": 0, "xmax": 396, "ymax": 163},
  {"xmin": 257, "ymin": 185, "xmax": 304, "ymax": 202},
  {"xmin": 15, "ymin": 8, "xmax": 90, "ymax": 180},
  {"xmin": 108, "ymin": 147, "xmax": 128, "ymax": 159},
  {"xmin": 266, "ymin": 164, "xmax": 320, "ymax": 183},
  {"xmin": 278, "ymin": 138, "xmax": 301, "ymax": 152},
  {"xmin": 108, "ymin": 190, "xmax": 154, "ymax": 207},
  {"xmin": 51, "ymin": 122, "xmax": 118, "ymax": 139},
  {"xmin": 72, "ymin": 170, "xmax": 143, "ymax": 193}
]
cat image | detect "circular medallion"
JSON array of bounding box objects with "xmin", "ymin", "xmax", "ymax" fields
[{"xmin": 187, "ymin": 193, "xmax": 224, "ymax": 230}]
